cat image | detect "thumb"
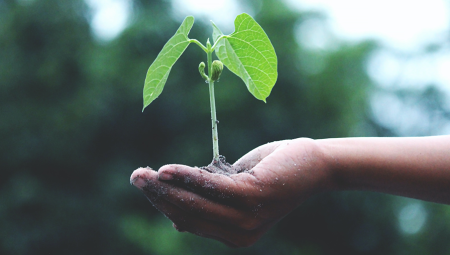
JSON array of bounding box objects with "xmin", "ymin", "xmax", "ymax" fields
[{"xmin": 233, "ymin": 141, "xmax": 285, "ymax": 170}]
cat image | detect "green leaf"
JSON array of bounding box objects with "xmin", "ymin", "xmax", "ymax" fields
[
  {"xmin": 212, "ymin": 13, "xmax": 277, "ymax": 102},
  {"xmin": 142, "ymin": 16, "xmax": 194, "ymax": 111}
]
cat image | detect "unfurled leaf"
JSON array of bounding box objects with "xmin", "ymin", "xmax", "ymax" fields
[
  {"xmin": 212, "ymin": 13, "xmax": 277, "ymax": 102},
  {"xmin": 142, "ymin": 16, "xmax": 194, "ymax": 111}
]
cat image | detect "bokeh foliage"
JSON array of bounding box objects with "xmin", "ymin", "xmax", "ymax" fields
[{"xmin": 1, "ymin": 0, "xmax": 449, "ymax": 254}]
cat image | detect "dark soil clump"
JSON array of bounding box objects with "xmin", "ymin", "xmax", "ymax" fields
[{"xmin": 201, "ymin": 155, "xmax": 247, "ymax": 175}]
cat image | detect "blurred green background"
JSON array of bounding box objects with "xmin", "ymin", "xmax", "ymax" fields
[{"xmin": 1, "ymin": 0, "xmax": 450, "ymax": 254}]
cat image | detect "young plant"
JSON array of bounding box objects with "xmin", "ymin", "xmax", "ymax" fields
[{"xmin": 142, "ymin": 13, "xmax": 277, "ymax": 163}]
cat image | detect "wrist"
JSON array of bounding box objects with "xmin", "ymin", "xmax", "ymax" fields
[
  {"xmin": 313, "ymin": 138, "xmax": 346, "ymax": 192},
  {"xmin": 290, "ymin": 138, "xmax": 338, "ymax": 193}
]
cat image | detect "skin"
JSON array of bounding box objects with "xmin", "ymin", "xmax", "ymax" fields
[{"xmin": 130, "ymin": 136, "xmax": 450, "ymax": 248}]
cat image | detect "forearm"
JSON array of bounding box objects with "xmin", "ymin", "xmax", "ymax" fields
[{"xmin": 316, "ymin": 136, "xmax": 450, "ymax": 204}]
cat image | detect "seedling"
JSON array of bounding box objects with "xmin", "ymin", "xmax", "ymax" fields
[{"xmin": 142, "ymin": 13, "xmax": 277, "ymax": 164}]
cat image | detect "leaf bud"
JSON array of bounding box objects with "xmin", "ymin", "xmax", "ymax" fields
[
  {"xmin": 206, "ymin": 38, "xmax": 212, "ymax": 51},
  {"xmin": 198, "ymin": 62, "xmax": 208, "ymax": 81},
  {"xmin": 210, "ymin": 60, "xmax": 223, "ymax": 82}
]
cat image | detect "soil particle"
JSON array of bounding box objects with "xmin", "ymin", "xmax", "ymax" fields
[{"xmin": 201, "ymin": 155, "xmax": 248, "ymax": 175}]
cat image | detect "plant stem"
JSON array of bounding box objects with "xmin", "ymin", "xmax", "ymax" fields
[
  {"xmin": 189, "ymin": 39, "xmax": 208, "ymax": 53},
  {"xmin": 207, "ymin": 46, "xmax": 220, "ymax": 162}
]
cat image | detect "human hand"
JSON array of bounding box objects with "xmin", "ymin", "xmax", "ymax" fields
[{"xmin": 130, "ymin": 138, "xmax": 333, "ymax": 247}]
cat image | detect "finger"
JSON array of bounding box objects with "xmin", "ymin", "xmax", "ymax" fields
[
  {"xmin": 130, "ymin": 167, "xmax": 158, "ymax": 190},
  {"xmin": 132, "ymin": 167, "xmax": 261, "ymax": 228},
  {"xmin": 157, "ymin": 164, "xmax": 258, "ymax": 200},
  {"xmin": 149, "ymin": 192, "xmax": 258, "ymax": 248},
  {"xmin": 135, "ymin": 176, "xmax": 261, "ymax": 248},
  {"xmin": 163, "ymin": 203, "xmax": 266, "ymax": 248},
  {"xmin": 157, "ymin": 180, "xmax": 263, "ymax": 230},
  {"xmin": 131, "ymin": 168, "xmax": 268, "ymax": 247},
  {"xmin": 233, "ymin": 141, "xmax": 285, "ymax": 170}
]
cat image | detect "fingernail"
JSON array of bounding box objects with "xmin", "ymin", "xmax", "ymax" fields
[
  {"xmin": 159, "ymin": 172, "xmax": 173, "ymax": 181},
  {"xmin": 132, "ymin": 176, "xmax": 147, "ymax": 190},
  {"xmin": 130, "ymin": 167, "xmax": 152, "ymax": 189}
]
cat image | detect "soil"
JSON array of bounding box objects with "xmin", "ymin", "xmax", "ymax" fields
[{"xmin": 200, "ymin": 155, "xmax": 249, "ymax": 175}]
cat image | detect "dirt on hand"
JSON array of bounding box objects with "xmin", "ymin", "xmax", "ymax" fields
[{"xmin": 200, "ymin": 155, "xmax": 249, "ymax": 175}]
